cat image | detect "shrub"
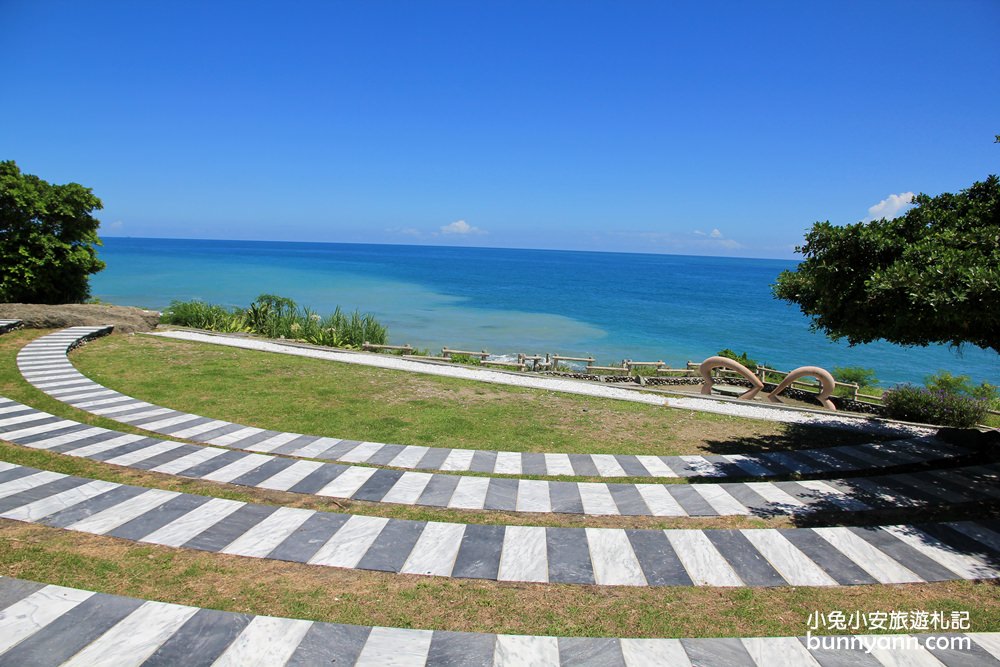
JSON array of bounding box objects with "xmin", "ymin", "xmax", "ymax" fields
[
  {"xmin": 161, "ymin": 294, "xmax": 388, "ymax": 348},
  {"xmin": 717, "ymin": 348, "xmax": 759, "ymax": 371},
  {"xmin": 832, "ymin": 366, "xmax": 879, "ymax": 388},
  {"xmin": 882, "ymin": 384, "xmax": 988, "ymax": 427}
]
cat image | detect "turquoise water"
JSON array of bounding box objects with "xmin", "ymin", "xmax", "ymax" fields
[{"xmin": 91, "ymin": 237, "xmax": 999, "ymax": 387}]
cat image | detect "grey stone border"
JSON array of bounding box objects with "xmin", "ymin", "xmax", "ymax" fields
[
  {"xmin": 2, "ymin": 395, "xmax": 999, "ymax": 518},
  {"xmin": 1, "ymin": 461, "xmax": 999, "ymax": 587},
  {"xmin": 20, "ymin": 327, "xmax": 963, "ymax": 481},
  {"xmin": 3, "ymin": 577, "xmax": 999, "ymax": 666}
]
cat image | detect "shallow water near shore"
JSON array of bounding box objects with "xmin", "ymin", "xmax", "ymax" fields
[{"xmin": 92, "ymin": 237, "xmax": 999, "ymax": 387}]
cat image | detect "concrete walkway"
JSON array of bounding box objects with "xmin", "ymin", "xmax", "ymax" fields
[
  {"xmin": 2, "ymin": 462, "xmax": 999, "ymax": 587},
  {"xmin": 4, "ymin": 577, "xmax": 998, "ymax": 666},
  {"xmin": 21, "ymin": 328, "xmax": 956, "ymax": 482},
  {"xmin": 2, "ymin": 396, "xmax": 996, "ymax": 519}
]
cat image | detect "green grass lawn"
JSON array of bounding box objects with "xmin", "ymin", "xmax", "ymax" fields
[{"xmin": 69, "ymin": 332, "xmax": 888, "ymax": 456}]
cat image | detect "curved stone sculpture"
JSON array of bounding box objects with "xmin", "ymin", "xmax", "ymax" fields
[
  {"xmin": 698, "ymin": 356, "xmax": 764, "ymax": 400},
  {"xmin": 767, "ymin": 366, "xmax": 837, "ymax": 411}
]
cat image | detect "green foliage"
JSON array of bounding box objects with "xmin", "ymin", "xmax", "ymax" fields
[
  {"xmin": 832, "ymin": 366, "xmax": 879, "ymax": 388},
  {"xmin": 773, "ymin": 175, "xmax": 1000, "ymax": 353},
  {"xmin": 161, "ymin": 294, "xmax": 388, "ymax": 349},
  {"xmin": 448, "ymin": 353, "xmax": 482, "ymax": 366},
  {"xmin": 924, "ymin": 371, "xmax": 998, "ymax": 408},
  {"xmin": 717, "ymin": 348, "xmax": 759, "ymax": 371},
  {"xmin": 882, "ymin": 384, "xmax": 988, "ymax": 427},
  {"xmin": 0, "ymin": 160, "xmax": 106, "ymax": 303}
]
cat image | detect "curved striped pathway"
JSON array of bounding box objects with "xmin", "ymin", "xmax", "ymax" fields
[
  {"xmin": 3, "ymin": 578, "xmax": 999, "ymax": 666},
  {"xmin": 3, "ymin": 395, "xmax": 998, "ymax": 518},
  {"xmin": 2, "ymin": 462, "xmax": 999, "ymax": 587},
  {"xmin": 20, "ymin": 327, "xmax": 966, "ymax": 481}
]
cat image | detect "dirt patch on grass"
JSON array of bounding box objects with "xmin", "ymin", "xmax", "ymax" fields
[{"xmin": 0, "ymin": 303, "xmax": 161, "ymax": 333}]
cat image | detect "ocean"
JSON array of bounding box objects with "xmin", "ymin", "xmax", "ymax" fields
[{"xmin": 91, "ymin": 237, "xmax": 999, "ymax": 387}]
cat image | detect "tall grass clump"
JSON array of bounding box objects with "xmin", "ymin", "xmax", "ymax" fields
[
  {"xmin": 161, "ymin": 294, "xmax": 388, "ymax": 349},
  {"xmin": 882, "ymin": 385, "xmax": 988, "ymax": 427}
]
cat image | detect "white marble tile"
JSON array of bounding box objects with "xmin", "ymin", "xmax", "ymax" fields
[
  {"xmin": 679, "ymin": 455, "xmax": 722, "ymax": 476},
  {"xmin": 201, "ymin": 453, "xmax": 274, "ymax": 483},
  {"xmin": 690, "ymin": 485, "xmax": 751, "ymax": 515},
  {"xmin": 515, "ymin": 479, "xmax": 551, "ymax": 513},
  {"xmin": 867, "ymin": 642, "xmax": 948, "ymax": 666},
  {"xmin": 127, "ymin": 413, "xmax": 205, "ymax": 432},
  {"xmin": 741, "ymin": 636, "xmax": 822, "ymax": 666},
  {"xmin": 971, "ymin": 634, "xmax": 1000, "ymax": 660},
  {"xmin": 90, "ymin": 401, "xmax": 155, "ymax": 416},
  {"xmin": 0, "ymin": 412, "xmax": 54, "ymax": 429},
  {"xmin": 744, "ymin": 482, "xmax": 806, "ymax": 510},
  {"xmin": 381, "ymin": 471, "xmax": 434, "ymax": 505},
  {"xmin": 258, "ymin": 460, "xmax": 325, "ymax": 491},
  {"xmin": 150, "ymin": 446, "xmax": 228, "ymax": 475},
  {"xmin": 221, "ymin": 506, "xmax": 314, "ymax": 557},
  {"xmin": 946, "ymin": 522, "xmax": 1000, "ymax": 552},
  {"xmin": 104, "ymin": 441, "xmax": 187, "ymax": 467},
  {"xmin": 73, "ymin": 395, "xmax": 137, "ymax": 409},
  {"xmin": 796, "ymin": 480, "xmax": 872, "ymax": 511},
  {"xmin": 0, "ymin": 585, "xmax": 93, "ymax": 653},
  {"xmin": 448, "ymin": 476, "xmax": 491, "ymax": 510},
  {"xmin": 633, "ymin": 456, "xmax": 679, "ymax": 478},
  {"xmin": 61, "ymin": 600, "xmax": 199, "ymax": 667},
  {"xmin": 0, "ymin": 471, "xmax": 66, "ymax": 500},
  {"xmin": 142, "ymin": 497, "xmax": 246, "ymax": 547},
  {"xmin": 620, "ymin": 638, "xmax": 691, "ymax": 666},
  {"xmin": 387, "ymin": 445, "xmax": 429, "ymax": 469},
  {"xmin": 812, "ymin": 527, "xmax": 923, "ymax": 584},
  {"xmin": 591, "ymin": 454, "xmax": 627, "ymax": 477},
  {"xmin": 880, "ymin": 525, "xmax": 996, "ymax": 580},
  {"xmin": 440, "ymin": 448, "xmax": 475, "ymax": 471},
  {"xmin": 337, "ymin": 441, "xmax": 384, "ymax": 463},
  {"xmin": 289, "ymin": 437, "xmax": 343, "ymax": 458},
  {"xmin": 113, "ymin": 407, "xmax": 176, "ymax": 423},
  {"xmin": 665, "ymin": 530, "xmax": 743, "ymax": 586},
  {"xmin": 211, "ymin": 615, "xmax": 313, "ymax": 667},
  {"xmin": 493, "ymin": 635, "xmax": 559, "ymax": 666},
  {"xmin": 2, "ymin": 479, "xmax": 120, "ymax": 522},
  {"xmin": 355, "ymin": 627, "xmax": 434, "ymax": 667},
  {"xmin": 577, "ymin": 483, "xmax": 620, "ymax": 515},
  {"xmin": 308, "ymin": 515, "xmax": 389, "ymax": 568},
  {"xmin": 401, "ymin": 522, "xmax": 465, "ymax": 576},
  {"xmin": 29, "ymin": 427, "xmax": 109, "ymax": 451},
  {"xmin": 72, "ymin": 436, "xmax": 153, "ymax": 462},
  {"xmin": 586, "ymin": 528, "xmax": 647, "ymax": 585},
  {"xmin": 543, "ymin": 452, "xmax": 575, "ymax": 476},
  {"xmin": 498, "ymin": 525, "xmax": 548, "ymax": 582},
  {"xmin": 67, "ymin": 489, "xmax": 180, "ymax": 535},
  {"xmin": 493, "ymin": 451, "xmax": 523, "ymax": 475},
  {"xmin": 33, "ymin": 378, "xmax": 92, "ymax": 389},
  {"xmin": 315, "ymin": 466, "xmax": 378, "ymax": 498},
  {"xmin": 0, "ymin": 419, "xmax": 80, "ymax": 441},
  {"xmin": 207, "ymin": 426, "xmax": 265, "ymax": 446},
  {"xmin": 51, "ymin": 388, "xmax": 116, "ymax": 401},
  {"xmin": 634, "ymin": 485, "xmax": 687, "ymax": 516},
  {"xmin": 170, "ymin": 419, "xmax": 233, "ymax": 440},
  {"xmin": 739, "ymin": 529, "xmax": 838, "ymax": 586},
  {"xmin": 0, "ymin": 461, "xmax": 16, "ymax": 473},
  {"xmin": 721, "ymin": 454, "xmax": 775, "ymax": 477}
]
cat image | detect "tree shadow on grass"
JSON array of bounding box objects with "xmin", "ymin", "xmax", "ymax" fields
[{"xmin": 699, "ymin": 420, "xmax": 926, "ymax": 456}]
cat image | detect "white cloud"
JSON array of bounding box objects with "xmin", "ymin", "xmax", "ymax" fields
[
  {"xmin": 106, "ymin": 220, "xmax": 124, "ymax": 232},
  {"xmin": 440, "ymin": 219, "xmax": 486, "ymax": 235},
  {"xmin": 709, "ymin": 228, "xmax": 723, "ymax": 238},
  {"xmin": 865, "ymin": 192, "xmax": 914, "ymax": 221}
]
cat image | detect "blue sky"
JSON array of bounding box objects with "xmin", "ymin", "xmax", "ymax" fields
[{"xmin": 3, "ymin": 1, "xmax": 998, "ymax": 259}]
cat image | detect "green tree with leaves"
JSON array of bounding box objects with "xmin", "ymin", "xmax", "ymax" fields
[
  {"xmin": 0, "ymin": 161, "xmax": 105, "ymax": 303},
  {"xmin": 773, "ymin": 175, "xmax": 1000, "ymax": 353}
]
